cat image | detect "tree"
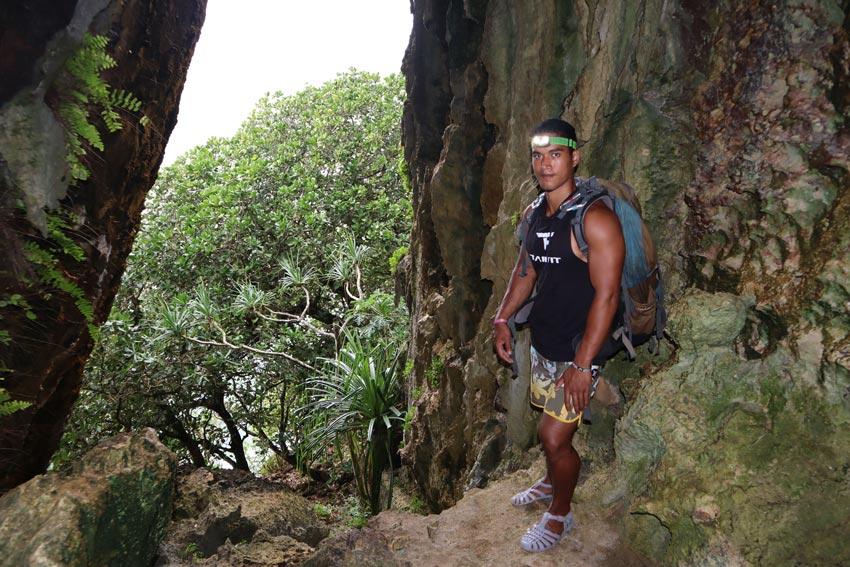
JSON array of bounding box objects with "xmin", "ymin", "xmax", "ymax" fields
[{"xmin": 58, "ymin": 70, "xmax": 410, "ymax": 472}]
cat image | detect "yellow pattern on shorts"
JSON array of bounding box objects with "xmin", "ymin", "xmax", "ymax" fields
[{"xmin": 529, "ymin": 345, "xmax": 582, "ymax": 424}]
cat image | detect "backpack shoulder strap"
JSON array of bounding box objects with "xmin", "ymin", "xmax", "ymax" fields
[
  {"xmin": 517, "ymin": 193, "xmax": 546, "ymax": 277},
  {"xmin": 562, "ymin": 177, "xmax": 614, "ymax": 256}
]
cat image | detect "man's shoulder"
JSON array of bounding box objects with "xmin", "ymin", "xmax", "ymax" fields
[
  {"xmin": 583, "ymin": 199, "xmax": 618, "ymax": 221},
  {"xmin": 582, "ymin": 199, "xmax": 622, "ymax": 241}
]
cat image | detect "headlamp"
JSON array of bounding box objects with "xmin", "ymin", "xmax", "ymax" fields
[{"xmin": 530, "ymin": 135, "xmax": 577, "ymax": 149}]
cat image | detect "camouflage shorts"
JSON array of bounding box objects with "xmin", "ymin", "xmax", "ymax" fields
[{"xmin": 529, "ymin": 345, "xmax": 600, "ymax": 424}]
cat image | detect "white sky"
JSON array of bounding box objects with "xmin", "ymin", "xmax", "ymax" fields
[{"xmin": 162, "ymin": 0, "xmax": 413, "ymax": 166}]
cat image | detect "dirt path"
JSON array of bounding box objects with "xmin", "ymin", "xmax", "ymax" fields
[{"xmin": 365, "ymin": 457, "xmax": 650, "ymax": 567}]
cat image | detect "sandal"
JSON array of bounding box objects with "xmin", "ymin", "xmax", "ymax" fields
[
  {"xmin": 510, "ymin": 477, "xmax": 553, "ymax": 507},
  {"xmin": 520, "ymin": 511, "xmax": 574, "ymax": 552}
]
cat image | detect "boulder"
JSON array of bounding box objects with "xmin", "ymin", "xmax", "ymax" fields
[
  {"xmin": 156, "ymin": 468, "xmax": 328, "ymax": 566},
  {"xmin": 0, "ymin": 428, "xmax": 177, "ymax": 567}
]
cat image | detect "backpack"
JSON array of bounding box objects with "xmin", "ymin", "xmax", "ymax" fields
[{"xmin": 510, "ymin": 176, "xmax": 666, "ymax": 361}]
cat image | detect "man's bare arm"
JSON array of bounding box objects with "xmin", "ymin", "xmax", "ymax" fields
[
  {"xmin": 560, "ymin": 202, "xmax": 625, "ymax": 411},
  {"xmin": 494, "ymin": 217, "xmax": 538, "ymax": 365}
]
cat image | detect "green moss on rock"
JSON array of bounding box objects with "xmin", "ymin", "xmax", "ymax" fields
[
  {"xmin": 624, "ymin": 512, "xmax": 671, "ymax": 562},
  {"xmin": 616, "ymin": 327, "xmax": 850, "ymax": 565}
]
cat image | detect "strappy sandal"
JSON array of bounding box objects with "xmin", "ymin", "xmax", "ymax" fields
[
  {"xmin": 520, "ymin": 511, "xmax": 574, "ymax": 552},
  {"xmin": 510, "ymin": 477, "xmax": 553, "ymax": 507}
]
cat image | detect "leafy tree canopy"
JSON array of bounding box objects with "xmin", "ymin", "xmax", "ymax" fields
[{"xmin": 58, "ymin": 70, "xmax": 410, "ymax": 473}]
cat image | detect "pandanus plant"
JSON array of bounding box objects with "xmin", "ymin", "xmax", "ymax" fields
[{"xmin": 301, "ymin": 333, "xmax": 404, "ymax": 515}]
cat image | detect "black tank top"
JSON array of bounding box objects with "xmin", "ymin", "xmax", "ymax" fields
[{"xmin": 526, "ymin": 203, "xmax": 595, "ymax": 361}]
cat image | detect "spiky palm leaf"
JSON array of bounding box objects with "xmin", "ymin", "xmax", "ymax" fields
[{"xmin": 300, "ymin": 333, "xmax": 403, "ymax": 514}]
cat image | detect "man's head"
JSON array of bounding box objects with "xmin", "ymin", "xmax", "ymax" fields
[{"xmin": 530, "ymin": 118, "xmax": 580, "ymax": 192}]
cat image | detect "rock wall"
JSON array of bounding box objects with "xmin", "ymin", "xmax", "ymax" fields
[
  {"xmin": 401, "ymin": 0, "xmax": 849, "ymax": 564},
  {"xmin": 0, "ymin": 0, "xmax": 206, "ymax": 491}
]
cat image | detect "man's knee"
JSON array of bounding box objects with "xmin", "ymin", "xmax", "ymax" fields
[{"xmin": 539, "ymin": 417, "xmax": 578, "ymax": 453}]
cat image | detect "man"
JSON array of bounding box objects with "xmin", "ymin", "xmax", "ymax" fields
[{"xmin": 493, "ymin": 118, "xmax": 625, "ymax": 552}]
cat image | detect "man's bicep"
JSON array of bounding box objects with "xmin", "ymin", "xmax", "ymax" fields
[{"xmin": 585, "ymin": 207, "xmax": 625, "ymax": 288}]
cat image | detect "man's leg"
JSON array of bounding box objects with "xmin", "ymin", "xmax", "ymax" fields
[
  {"xmin": 538, "ymin": 413, "xmax": 580, "ymax": 534},
  {"xmin": 511, "ymin": 414, "xmax": 554, "ymax": 505}
]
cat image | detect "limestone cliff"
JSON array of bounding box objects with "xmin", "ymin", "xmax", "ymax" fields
[
  {"xmin": 401, "ymin": 0, "xmax": 849, "ymax": 564},
  {"xmin": 0, "ymin": 0, "xmax": 205, "ymax": 491}
]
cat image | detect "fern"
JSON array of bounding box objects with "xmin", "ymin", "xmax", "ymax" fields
[
  {"xmin": 47, "ymin": 213, "xmax": 86, "ymax": 262},
  {"xmin": 108, "ymin": 89, "xmax": 143, "ymax": 114},
  {"xmin": 53, "ymin": 33, "xmax": 147, "ymax": 183},
  {"xmin": 0, "ymin": 389, "xmax": 31, "ymax": 417},
  {"xmin": 23, "ymin": 242, "xmax": 99, "ymax": 340}
]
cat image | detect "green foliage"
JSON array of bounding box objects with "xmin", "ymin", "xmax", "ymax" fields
[
  {"xmin": 52, "ymin": 33, "xmax": 145, "ymax": 183},
  {"xmin": 0, "ymin": 389, "xmax": 31, "ymax": 417},
  {"xmin": 46, "ymin": 213, "xmax": 86, "ymax": 262},
  {"xmin": 65, "ymin": 70, "xmax": 410, "ymax": 472},
  {"xmin": 301, "ymin": 333, "xmax": 404, "ymax": 515},
  {"xmin": 389, "ymin": 246, "xmax": 408, "ymax": 273},
  {"xmin": 23, "ymin": 232, "xmax": 96, "ymax": 340},
  {"xmin": 313, "ymin": 503, "xmax": 332, "ymax": 518},
  {"xmin": 426, "ymin": 355, "xmax": 443, "ymax": 389},
  {"xmin": 306, "ymin": 498, "xmax": 371, "ymax": 527},
  {"xmin": 130, "ymin": 70, "xmax": 407, "ymax": 296},
  {"xmin": 408, "ymin": 495, "xmax": 428, "ymax": 515},
  {"xmin": 344, "ymin": 291, "xmax": 408, "ymax": 347},
  {"xmin": 17, "ymin": 211, "xmax": 96, "ymax": 340},
  {"xmin": 397, "ymin": 153, "xmax": 412, "ymax": 195},
  {"xmin": 344, "ymin": 496, "xmax": 370, "ymax": 528},
  {"xmin": 402, "ymin": 406, "xmax": 415, "ymax": 432},
  {"xmin": 180, "ymin": 543, "xmax": 205, "ymax": 563}
]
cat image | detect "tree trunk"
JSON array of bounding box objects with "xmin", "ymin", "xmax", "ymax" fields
[
  {"xmin": 203, "ymin": 390, "xmax": 251, "ymax": 471},
  {"xmin": 160, "ymin": 405, "xmax": 206, "ymax": 468}
]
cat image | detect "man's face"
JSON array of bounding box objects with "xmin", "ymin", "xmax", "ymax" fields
[{"xmin": 531, "ymin": 134, "xmax": 580, "ymax": 192}]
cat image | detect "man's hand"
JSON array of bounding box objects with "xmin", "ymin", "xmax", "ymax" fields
[
  {"xmin": 557, "ymin": 365, "xmax": 592, "ymax": 413},
  {"xmin": 494, "ymin": 323, "xmax": 513, "ymax": 364}
]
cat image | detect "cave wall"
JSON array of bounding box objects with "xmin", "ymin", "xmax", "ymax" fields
[
  {"xmin": 401, "ymin": 0, "xmax": 850, "ymax": 563},
  {"xmin": 0, "ymin": 0, "xmax": 206, "ymax": 491}
]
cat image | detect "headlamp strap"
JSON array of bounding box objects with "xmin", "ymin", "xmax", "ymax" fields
[{"xmin": 530, "ymin": 135, "xmax": 577, "ymax": 149}]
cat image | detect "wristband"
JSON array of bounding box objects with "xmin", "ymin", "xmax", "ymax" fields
[
  {"xmin": 569, "ymin": 361, "xmax": 594, "ymax": 373},
  {"xmin": 494, "ymin": 318, "xmax": 509, "ymax": 325}
]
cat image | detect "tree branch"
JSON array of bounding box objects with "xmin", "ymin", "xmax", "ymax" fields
[{"xmin": 183, "ymin": 322, "xmax": 318, "ymax": 372}]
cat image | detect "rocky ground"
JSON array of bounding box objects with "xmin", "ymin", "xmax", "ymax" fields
[
  {"xmin": 356, "ymin": 462, "xmax": 650, "ymax": 567},
  {"xmin": 157, "ymin": 453, "xmax": 650, "ymax": 567}
]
